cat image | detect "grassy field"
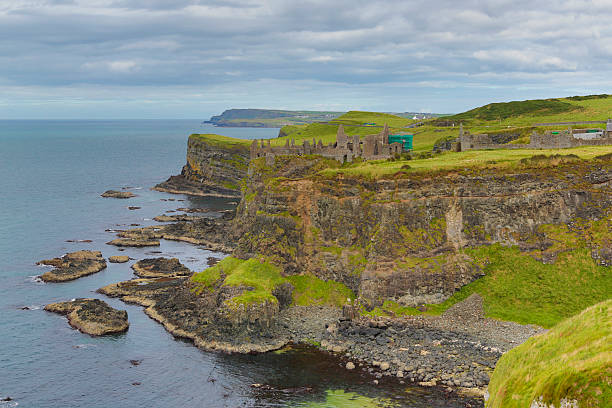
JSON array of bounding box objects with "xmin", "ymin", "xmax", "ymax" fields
[
  {"xmin": 318, "ymin": 145, "xmax": 612, "ymax": 180},
  {"xmin": 192, "ymin": 95, "xmax": 612, "ymax": 154},
  {"xmin": 330, "ymin": 110, "xmax": 415, "ymax": 127},
  {"xmin": 192, "ymin": 257, "xmax": 354, "ymax": 308},
  {"xmin": 190, "ymin": 133, "xmax": 251, "ymax": 147},
  {"xmin": 486, "ymin": 299, "xmax": 611, "ymax": 408}
]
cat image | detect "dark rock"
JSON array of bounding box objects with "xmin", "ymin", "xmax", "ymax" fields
[
  {"xmin": 131, "ymin": 257, "xmax": 192, "ymax": 278},
  {"xmin": 44, "ymin": 298, "xmax": 129, "ymax": 336}
]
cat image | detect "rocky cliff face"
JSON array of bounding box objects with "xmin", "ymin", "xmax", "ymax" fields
[
  {"xmin": 155, "ymin": 134, "xmax": 249, "ymax": 197},
  {"xmin": 232, "ymin": 156, "xmax": 612, "ymax": 307}
]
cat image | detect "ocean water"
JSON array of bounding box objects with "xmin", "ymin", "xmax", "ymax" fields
[{"xmin": 0, "ymin": 120, "xmax": 473, "ymax": 407}]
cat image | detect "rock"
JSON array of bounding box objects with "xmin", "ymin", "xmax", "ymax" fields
[
  {"xmin": 129, "ymin": 359, "xmax": 142, "ymax": 366},
  {"xmin": 37, "ymin": 250, "xmax": 107, "ymax": 282},
  {"xmin": 380, "ymin": 361, "xmax": 390, "ymax": 371},
  {"xmin": 109, "ymin": 255, "xmax": 130, "ymax": 263},
  {"xmin": 44, "ymin": 298, "xmax": 129, "ymax": 336},
  {"xmin": 101, "ymin": 190, "xmax": 135, "ymax": 199},
  {"xmin": 396, "ymin": 370, "xmax": 404, "ymax": 378},
  {"xmin": 127, "ymin": 206, "xmax": 141, "ymax": 210},
  {"xmin": 346, "ymin": 362, "xmax": 355, "ymax": 370},
  {"xmin": 153, "ymin": 214, "xmax": 200, "ymax": 222},
  {"xmin": 107, "ymin": 238, "xmax": 160, "ymax": 247},
  {"xmin": 131, "ymin": 258, "xmax": 192, "ymax": 278}
]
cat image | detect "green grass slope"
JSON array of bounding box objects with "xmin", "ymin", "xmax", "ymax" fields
[
  {"xmin": 486, "ymin": 299, "xmax": 611, "ymax": 408},
  {"xmin": 440, "ymin": 94, "xmax": 612, "ymax": 126},
  {"xmin": 192, "ymin": 256, "xmax": 354, "ymax": 308}
]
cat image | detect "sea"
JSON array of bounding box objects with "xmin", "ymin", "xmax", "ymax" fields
[{"xmin": 0, "ymin": 120, "xmax": 473, "ymax": 408}]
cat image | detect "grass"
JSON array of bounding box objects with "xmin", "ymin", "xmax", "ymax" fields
[
  {"xmin": 287, "ymin": 274, "xmax": 355, "ymax": 307},
  {"xmin": 318, "ymin": 145, "xmax": 612, "ymax": 180},
  {"xmin": 191, "ymin": 257, "xmax": 354, "ymax": 308},
  {"xmin": 441, "ymin": 94, "xmax": 612, "ymax": 127},
  {"xmin": 189, "ymin": 133, "xmax": 251, "ymax": 148},
  {"xmin": 486, "ymin": 299, "xmax": 612, "ymax": 408},
  {"xmin": 332, "ymin": 110, "xmax": 415, "ymax": 128},
  {"xmin": 425, "ymin": 233, "xmax": 612, "ymax": 328}
]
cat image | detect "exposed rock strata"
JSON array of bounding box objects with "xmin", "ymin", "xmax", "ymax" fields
[
  {"xmin": 131, "ymin": 257, "xmax": 192, "ymax": 278},
  {"xmin": 38, "ymin": 250, "xmax": 107, "ymax": 282},
  {"xmin": 44, "ymin": 298, "xmax": 129, "ymax": 335},
  {"xmin": 154, "ymin": 134, "xmax": 249, "ymax": 197},
  {"xmin": 101, "ymin": 190, "xmax": 135, "ymax": 199}
]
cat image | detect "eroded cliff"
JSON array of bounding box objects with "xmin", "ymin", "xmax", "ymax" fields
[{"xmin": 155, "ymin": 134, "xmax": 249, "ymax": 197}]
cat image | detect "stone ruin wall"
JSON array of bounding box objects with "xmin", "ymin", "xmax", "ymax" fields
[
  {"xmin": 458, "ymin": 120, "xmax": 612, "ymax": 151},
  {"xmin": 250, "ymin": 124, "xmax": 403, "ymax": 164}
]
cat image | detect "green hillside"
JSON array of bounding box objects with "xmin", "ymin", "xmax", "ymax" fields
[
  {"xmin": 486, "ymin": 299, "xmax": 611, "ymax": 408},
  {"xmin": 439, "ymin": 94, "xmax": 612, "ymax": 125}
]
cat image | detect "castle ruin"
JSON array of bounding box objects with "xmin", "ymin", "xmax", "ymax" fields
[
  {"xmin": 457, "ymin": 120, "xmax": 612, "ymax": 151},
  {"xmin": 250, "ymin": 124, "xmax": 404, "ymax": 164}
]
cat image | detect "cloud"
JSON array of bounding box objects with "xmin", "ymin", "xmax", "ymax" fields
[{"xmin": 1, "ymin": 0, "xmax": 612, "ymax": 117}]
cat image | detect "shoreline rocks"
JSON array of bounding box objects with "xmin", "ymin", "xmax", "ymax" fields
[
  {"xmin": 101, "ymin": 190, "xmax": 135, "ymax": 199},
  {"xmin": 44, "ymin": 298, "xmax": 129, "ymax": 336},
  {"xmin": 131, "ymin": 257, "xmax": 192, "ymax": 278},
  {"xmin": 37, "ymin": 251, "xmax": 107, "ymax": 282}
]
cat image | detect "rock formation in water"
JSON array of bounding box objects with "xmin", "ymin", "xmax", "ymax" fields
[
  {"xmin": 101, "ymin": 190, "xmax": 136, "ymax": 198},
  {"xmin": 44, "ymin": 298, "xmax": 129, "ymax": 335},
  {"xmin": 131, "ymin": 257, "xmax": 192, "ymax": 278},
  {"xmin": 38, "ymin": 250, "xmax": 107, "ymax": 282}
]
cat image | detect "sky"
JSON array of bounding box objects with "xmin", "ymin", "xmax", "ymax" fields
[{"xmin": 1, "ymin": 0, "xmax": 612, "ymax": 119}]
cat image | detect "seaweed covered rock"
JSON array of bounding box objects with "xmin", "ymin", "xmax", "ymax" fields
[
  {"xmin": 131, "ymin": 257, "xmax": 192, "ymax": 278},
  {"xmin": 44, "ymin": 298, "xmax": 129, "ymax": 335},
  {"xmin": 38, "ymin": 250, "xmax": 107, "ymax": 282}
]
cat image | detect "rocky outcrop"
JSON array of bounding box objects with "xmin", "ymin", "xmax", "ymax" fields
[
  {"xmin": 154, "ymin": 134, "xmax": 249, "ymax": 197},
  {"xmin": 101, "ymin": 190, "xmax": 135, "ymax": 198},
  {"xmin": 131, "ymin": 257, "xmax": 192, "ymax": 278},
  {"xmin": 38, "ymin": 250, "xmax": 107, "ymax": 282},
  {"xmin": 97, "ymin": 277, "xmax": 287, "ymax": 353},
  {"xmin": 44, "ymin": 298, "xmax": 129, "ymax": 335}
]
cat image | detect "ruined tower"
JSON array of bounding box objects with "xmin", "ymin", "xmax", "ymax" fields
[{"xmin": 336, "ymin": 124, "xmax": 348, "ymax": 149}]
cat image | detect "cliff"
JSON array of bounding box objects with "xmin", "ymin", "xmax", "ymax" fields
[
  {"xmin": 232, "ymin": 154, "xmax": 611, "ymax": 315},
  {"xmin": 154, "ymin": 134, "xmax": 249, "ymax": 197}
]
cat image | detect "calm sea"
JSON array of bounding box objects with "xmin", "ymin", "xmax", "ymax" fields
[{"xmin": 0, "ymin": 120, "xmax": 471, "ymax": 408}]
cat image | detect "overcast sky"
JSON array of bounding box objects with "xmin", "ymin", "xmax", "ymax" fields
[{"xmin": 2, "ymin": 0, "xmax": 612, "ymax": 119}]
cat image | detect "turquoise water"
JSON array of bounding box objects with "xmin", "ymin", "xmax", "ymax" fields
[{"xmin": 0, "ymin": 120, "xmax": 474, "ymax": 407}]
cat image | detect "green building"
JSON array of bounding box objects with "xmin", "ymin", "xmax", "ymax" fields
[{"xmin": 388, "ymin": 134, "xmax": 413, "ymax": 151}]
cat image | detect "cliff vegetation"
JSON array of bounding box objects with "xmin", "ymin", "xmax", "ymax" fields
[{"xmin": 486, "ymin": 299, "xmax": 611, "ymax": 408}]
